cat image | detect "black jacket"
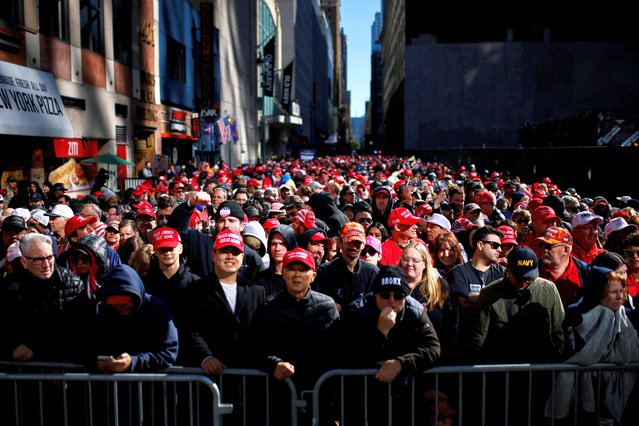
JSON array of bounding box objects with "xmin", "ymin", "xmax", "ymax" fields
[
  {"xmin": 187, "ymin": 274, "xmax": 265, "ymax": 367},
  {"xmin": 167, "ymin": 201, "xmax": 265, "ymax": 279},
  {"xmin": 252, "ymin": 289, "xmax": 339, "ymax": 388},
  {"xmin": 314, "ymin": 255, "xmax": 379, "ymax": 308},
  {"xmin": 0, "ymin": 265, "xmax": 93, "ymax": 362},
  {"xmin": 341, "ymin": 294, "xmax": 441, "ymax": 373}
]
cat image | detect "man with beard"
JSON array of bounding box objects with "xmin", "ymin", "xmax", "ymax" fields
[
  {"xmin": 315, "ymin": 222, "xmax": 378, "ymax": 311},
  {"xmin": 298, "ymin": 228, "xmax": 332, "ymax": 268},
  {"xmin": 370, "ymin": 186, "xmax": 393, "ymax": 234}
]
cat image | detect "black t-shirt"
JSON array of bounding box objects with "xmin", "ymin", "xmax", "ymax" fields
[{"xmin": 449, "ymin": 262, "xmax": 506, "ymax": 300}]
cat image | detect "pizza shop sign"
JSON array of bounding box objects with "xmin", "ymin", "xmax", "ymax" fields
[{"xmin": 0, "ymin": 61, "xmax": 74, "ymax": 138}]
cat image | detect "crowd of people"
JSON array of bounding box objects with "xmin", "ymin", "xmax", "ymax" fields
[{"xmin": 1, "ymin": 154, "xmax": 638, "ymax": 425}]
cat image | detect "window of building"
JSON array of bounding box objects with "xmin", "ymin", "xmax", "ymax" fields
[
  {"xmin": 0, "ymin": 0, "xmax": 22, "ymax": 26},
  {"xmin": 39, "ymin": 0, "xmax": 66, "ymax": 40},
  {"xmin": 258, "ymin": 1, "xmax": 276, "ymax": 116},
  {"xmin": 113, "ymin": 0, "xmax": 132, "ymax": 65},
  {"xmin": 80, "ymin": 0, "xmax": 103, "ymax": 54},
  {"xmin": 167, "ymin": 36, "xmax": 186, "ymax": 82}
]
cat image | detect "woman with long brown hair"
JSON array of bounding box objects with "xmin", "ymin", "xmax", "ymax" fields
[{"xmin": 433, "ymin": 231, "xmax": 464, "ymax": 281}]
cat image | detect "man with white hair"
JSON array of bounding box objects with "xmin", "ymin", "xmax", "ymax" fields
[{"xmin": 0, "ymin": 233, "xmax": 91, "ymax": 362}]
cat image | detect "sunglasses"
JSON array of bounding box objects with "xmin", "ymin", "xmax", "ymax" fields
[
  {"xmin": 624, "ymin": 249, "xmax": 639, "ymax": 258},
  {"xmin": 361, "ymin": 248, "xmax": 379, "ymax": 257},
  {"xmin": 377, "ymin": 291, "xmax": 406, "ymax": 300},
  {"xmin": 358, "ymin": 217, "xmax": 373, "ymax": 224},
  {"xmin": 515, "ymin": 219, "xmax": 530, "ymax": 224},
  {"xmin": 481, "ymin": 241, "xmax": 502, "ymax": 250},
  {"xmin": 157, "ymin": 214, "xmax": 171, "ymax": 221}
]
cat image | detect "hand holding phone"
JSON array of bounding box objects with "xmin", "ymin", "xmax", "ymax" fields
[{"xmin": 97, "ymin": 355, "xmax": 115, "ymax": 362}]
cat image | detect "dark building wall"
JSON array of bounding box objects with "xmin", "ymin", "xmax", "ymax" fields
[
  {"xmin": 159, "ymin": 0, "xmax": 200, "ymax": 109},
  {"xmin": 404, "ymin": 41, "xmax": 639, "ymax": 150},
  {"xmin": 295, "ymin": 0, "xmax": 330, "ymax": 146},
  {"xmin": 410, "ymin": 146, "xmax": 639, "ymax": 200}
]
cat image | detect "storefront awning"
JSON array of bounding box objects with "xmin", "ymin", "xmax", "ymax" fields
[
  {"xmin": 263, "ymin": 114, "xmax": 303, "ymax": 128},
  {"xmin": 0, "ymin": 61, "xmax": 73, "ymax": 138}
]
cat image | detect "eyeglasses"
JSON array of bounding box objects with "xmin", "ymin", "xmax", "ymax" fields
[
  {"xmin": 70, "ymin": 253, "xmax": 91, "ymax": 263},
  {"xmin": 515, "ymin": 219, "xmax": 530, "ymax": 224},
  {"xmin": 400, "ymin": 257, "xmax": 424, "ymax": 265},
  {"xmin": 377, "ymin": 291, "xmax": 406, "ymax": 300},
  {"xmin": 358, "ymin": 217, "xmax": 373, "ymax": 224},
  {"xmin": 25, "ymin": 254, "xmax": 55, "ymax": 265},
  {"xmin": 624, "ymin": 249, "xmax": 639, "ymax": 258},
  {"xmin": 481, "ymin": 241, "xmax": 502, "ymax": 250}
]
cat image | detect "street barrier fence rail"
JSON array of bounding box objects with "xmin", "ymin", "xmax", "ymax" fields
[{"xmin": 1, "ymin": 361, "xmax": 638, "ymax": 426}]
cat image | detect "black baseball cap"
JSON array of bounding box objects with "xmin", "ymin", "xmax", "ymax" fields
[
  {"xmin": 507, "ymin": 246, "xmax": 539, "ymax": 280},
  {"xmin": 52, "ymin": 183, "xmax": 68, "ymax": 192},
  {"xmin": 2, "ymin": 215, "xmax": 27, "ymax": 232}
]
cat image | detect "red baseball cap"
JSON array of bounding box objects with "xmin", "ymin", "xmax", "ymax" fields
[
  {"xmin": 65, "ymin": 215, "xmax": 97, "ymax": 237},
  {"xmin": 340, "ymin": 222, "xmax": 366, "ymax": 243},
  {"xmin": 152, "ymin": 227, "xmax": 182, "ymax": 250},
  {"xmin": 310, "ymin": 231, "xmax": 331, "ymax": 245},
  {"xmin": 136, "ymin": 207, "xmax": 156, "ymax": 219},
  {"xmin": 132, "ymin": 200, "xmax": 153, "ymax": 210},
  {"xmin": 497, "ymin": 225, "xmax": 518, "ymax": 246},
  {"xmin": 415, "ymin": 203, "xmax": 433, "ymax": 217},
  {"xmin": 532, "ymin": 206, "xmax": 558, "ymax": 222},
  {"xmin": 388, "ymin": 207, "xmax": 421, "ymax": 227},
  {"xmin": 474, "ymin": 191, "xmax": 496, "ymax": 205},
  {"xmin": 537, "ymin": 226, "xmax": 573, "ymax": 246},
  {"xmin": 263, "ymin": 218, "xmax": 280, "ymax": 231},
  {"xmin": 132, "ymin": 184, "xmax": 149, "ymax": 196},
  {"xmin": 295, "ymin": 209, "xmax": 316, "ymax": 228},
  {"xmin": 214, "ymin": 230, "xmax": 244, "ymax": 251},
  {"xmin": 282, "ymin": 247, "xmax": 316, "ymax": 271}
]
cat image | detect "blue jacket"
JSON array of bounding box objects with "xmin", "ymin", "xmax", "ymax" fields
[{"xmin": 91, "ymin": 265, "xmax": 178, "ymax": 372}]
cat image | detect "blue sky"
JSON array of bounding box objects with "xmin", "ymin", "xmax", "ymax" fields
[{"xmin": 341, "ymin": 0, "xmax": 380, "ymax": 118}]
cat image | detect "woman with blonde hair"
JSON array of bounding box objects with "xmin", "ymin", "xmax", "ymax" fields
[{"xmin": 400, "ymin": 241, "xmax": 454, "ymax": 357}]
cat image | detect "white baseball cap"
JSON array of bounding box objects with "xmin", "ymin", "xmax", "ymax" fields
[
  {"xmin": 45, "ymin": 204, "xmax": 74, "ymax": 219},
  {"xmin": 571, "ymin": 211, "xmax": 603, "ymax": 229}
]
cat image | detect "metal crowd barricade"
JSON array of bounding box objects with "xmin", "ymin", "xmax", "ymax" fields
[
  {"xmin": 167, "ymin": 366, "xmax": 302, "ymax": 426},
  {"xmin": 0, "ymin": 361, "xmax": 301, "ymax": 426},
  {"xmin": 311, "ymin": 363, "xmax": 639, "ymax": 426}
]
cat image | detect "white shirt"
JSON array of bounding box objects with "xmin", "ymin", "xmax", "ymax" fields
[{"xmin": 220, "ymin": 281, "xmax": 238, "ymax": 314}]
